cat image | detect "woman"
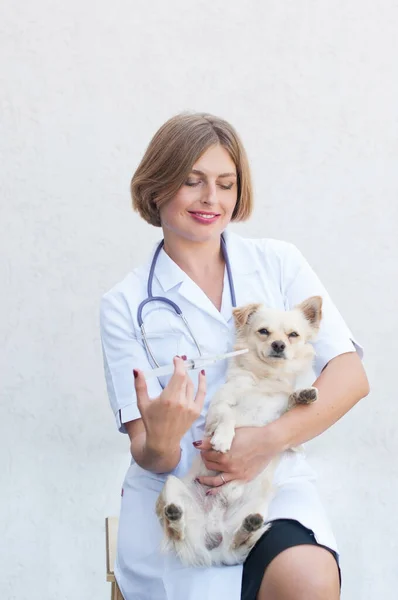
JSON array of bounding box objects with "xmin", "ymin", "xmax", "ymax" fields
[{"xmin": 100, "ymin": 113, "xmax": 369, "ymax": 600}]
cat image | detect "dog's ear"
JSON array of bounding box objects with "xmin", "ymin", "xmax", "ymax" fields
[
  {"xmin": 233, "ymin": 303, "xmax": 262, "ymax": 328},
  {"xmin": 296, "ymin": 296, "xmax": 323, "ymax": 329}
]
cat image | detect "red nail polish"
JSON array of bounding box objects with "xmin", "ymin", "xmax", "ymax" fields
[
  {"xmin": 133, "ymin": 369, "xmax": 138, "ymax": 379},
  {"xmin": 206, "ymin": 490, "xmax": 212, "ymax": 496},
  {"xmin": 181, "ymin": 355, "xmax": 187, "ymax": 360},
  {"xmin": 201, "ymin": 369, "xmax": 205, "ymax": 375},
  {"xmin": 193, "ymin": 440, "xmax": 202, "ymax": 448}
]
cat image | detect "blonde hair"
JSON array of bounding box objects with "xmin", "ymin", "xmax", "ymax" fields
[{"xmin": 131, "ymin": 112, "xmax": 253, "ymax": 227}]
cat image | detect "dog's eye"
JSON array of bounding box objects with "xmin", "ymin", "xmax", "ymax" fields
[
  {"xmin": 258, "ymin": 328, "xmax": 270, "ymax": 335},
  {"xmin": 288, "ymin": 331, "xmax": 299, "ymax": 338}
]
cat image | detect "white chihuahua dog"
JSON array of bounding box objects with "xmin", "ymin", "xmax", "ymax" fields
[{"xmin": 156, "ymin": 296, "xmax": 322, "ymax": 566}]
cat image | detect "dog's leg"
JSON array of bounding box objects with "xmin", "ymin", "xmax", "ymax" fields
[
  {"xmin": 289, "ymin": 386, "xmax": 318, "ymax": 407},
  {"xmin": 222, "ymin": 466, "xmax": 276, "ymax": 564},
  {"xmin": 157, "ymin": 475, "xmax": 211, "ymax": 565},
  {"xmin": 231, "ymin": 513, "xmax": 268, "ymax": 549},
  {"xmin": 156, "ymin": 475, "xmax": 191, "ymax": 542},
  {"xmin": 210, "ymin": 418, "xmax": 236, "ymax": 453},
  {"xmin": 205, "ymin": 383, "xmax": 236, "ymax": 438},
  {"xmin": 206, "ymin": 400, "xmax": 236, "ymax": 453}
]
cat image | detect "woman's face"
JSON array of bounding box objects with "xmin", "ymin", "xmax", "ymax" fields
[{"xmin": 159, "ymin": 144, "xmax": 238, "ymax": 244}]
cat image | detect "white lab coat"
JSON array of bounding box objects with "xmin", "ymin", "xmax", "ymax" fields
[{"xmin": 100, "ymin": 231, "xmax": 362, "ymax": 600}]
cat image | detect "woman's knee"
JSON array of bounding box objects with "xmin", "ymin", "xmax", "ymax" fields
[{"xmin": 257, "ymin": 545, "xmax": 340, "ymax": 600}]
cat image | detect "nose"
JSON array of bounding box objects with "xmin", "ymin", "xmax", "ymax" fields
[
  {"xmin": 201, "ymin": 182, "xmax": 217, "ymax": 205},
  {"xmin": 271, "ymin": 341, "xmax": 286, "ymax": 354}
]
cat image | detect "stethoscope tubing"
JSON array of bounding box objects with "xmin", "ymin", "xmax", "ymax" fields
[{"xmin": 137, "ymin": 233, "xmax": 236, "ymax": 369}]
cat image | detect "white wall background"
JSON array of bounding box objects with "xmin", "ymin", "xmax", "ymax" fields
[{"xmin": 1, "ymin": 1, "xmax": 397, "ymax": 598}]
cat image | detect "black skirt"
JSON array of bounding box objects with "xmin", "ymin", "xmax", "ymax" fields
[{"xmin": 241, "ymin": 519, "xmax": 341, "ymax": 600}]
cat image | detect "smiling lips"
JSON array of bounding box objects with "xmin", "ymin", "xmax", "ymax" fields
[{"xmin": 188, "ymin": 211, "xmax": 221, "ymax": 224}]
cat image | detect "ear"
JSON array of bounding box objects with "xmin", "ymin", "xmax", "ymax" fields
[
  {"xmin": 296, "ymin": 296, "xmax": 323, "ymax": 329},
  {"xmin": 233, "ymin": 303, "xmax": 262, "ymax": 328}
]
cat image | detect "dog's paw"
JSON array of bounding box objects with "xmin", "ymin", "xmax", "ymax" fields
[
  {"xmin": 210, "ymin": 431, "xmax": 233, "ymax": 453},
  {"xmin": 164, "ymin": 503, "xmax": 183, "ymax": 522},
  {"xmin": 204, "ymin": 428, "xmax": 215, "ymax": 439},
  {"xmin": 293, "ymin": 386, "xmax": 318, "ymax": 405},
  {"xmin": 210, "ymin": 422, "xmax": 235, "ymax": 453},
  {"xmin": 163, "ymin": 503, "xmax": 185, "ymax": 541},
  {"xmin": 242, "ymin": 513, "xmax": 264, "ymax": 532}
]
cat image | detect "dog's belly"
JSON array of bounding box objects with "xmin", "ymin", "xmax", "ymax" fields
[{"xmin": 234, "ymin": 391, "xmax": 289, "ymax": 428}]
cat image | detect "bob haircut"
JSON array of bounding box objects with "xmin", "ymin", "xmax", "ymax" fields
[{"xmin": 131, "ymin": 112, "xmax": 253, "ymax": 227}]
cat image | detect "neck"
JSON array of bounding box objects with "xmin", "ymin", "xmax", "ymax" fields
[
  {"xmin": 242, "ymin": 358, "xmax": 295, "ymax": 384},
  {"xmin": 162, "ymin": 231, "xmax": 224, "ymax": 277}
]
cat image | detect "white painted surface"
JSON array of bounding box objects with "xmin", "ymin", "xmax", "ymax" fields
[{"xmin": 1, "ymin": 1, "xmax": 397, "ymax": 598}]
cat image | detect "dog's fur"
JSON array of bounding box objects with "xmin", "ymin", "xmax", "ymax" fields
[{"xmin": 156, "ymin": 296, "xmax": 323, "ymax": 566}]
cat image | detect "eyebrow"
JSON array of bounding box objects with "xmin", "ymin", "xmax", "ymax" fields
[{"xmin": 191, "ymin": 169, "xmax": 237, "ymax": 178}]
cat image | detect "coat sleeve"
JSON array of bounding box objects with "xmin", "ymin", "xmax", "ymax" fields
[
  {"xmin": 100, "ymin": 290, "xmax": 162, "ymax": 433},
  {"xmin": 278, "ymin": 242, "xmax": 363, "ymax": 376}
]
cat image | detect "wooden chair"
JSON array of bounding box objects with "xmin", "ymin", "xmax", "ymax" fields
[{"xmin": 105, "ymin": 517, "xmax": 124, "ymax": 600}]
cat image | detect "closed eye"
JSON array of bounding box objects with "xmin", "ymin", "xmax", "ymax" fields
[
  {"xmin": 258, "ymin": 328, "xmax": 270, "ymax": 335},
  {"xmin": 288, "ymin": 331, "xmax": 299, "ymax": 338},
  {"xmin": 185, "ymin": 181, "xmax": 234, "ymax": 190}
]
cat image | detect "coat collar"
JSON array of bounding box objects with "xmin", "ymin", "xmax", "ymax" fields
[
  {"xmin": 147, "ymin": 230, "xmax": 259, "ymax": 323},
  {"xmin": 152, "ymin": 230, "xmax": 256, "ymax": 292}
]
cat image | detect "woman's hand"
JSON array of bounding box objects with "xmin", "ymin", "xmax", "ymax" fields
[
  {"xmin": 134, "ymin": 356, "xmax": 206, "ymax": 455},
  {"xmin": 194, "ymin": 425, "xmax": 281, "ymax": 494}
]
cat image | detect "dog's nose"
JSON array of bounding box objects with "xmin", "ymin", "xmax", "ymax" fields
[{"xmin": 271, "ymin": 341, "xmax": 286, "ymax": 354}]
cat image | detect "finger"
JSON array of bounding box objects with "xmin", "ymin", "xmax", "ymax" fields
[
  {"xmin": 201, "ymin": 449, "xmax": 228, "ymax": 465},
  {"xmin": 193, "ymin": 370, "xmax": 206, "ymax": 411},
  {"xmin": 133, "ymin": 369, "xmax": 150, "ymax": 412},
  {"xmin": 166, "ymin": 356, "xmax": 188, "ymax": 397},
  {"xmin": 202, "ymin": 460, "xmax": 223, "ymax": 472},
  {"xmin": 192, "ymin": 437, "xmax": 212, "ymax": 451},
  {"xmin": 205, "ymin": 486, "xmax": 228, "ymax": 496},
  {"xmin": 185, "ymin": 374, "xmax": 195, "ymax": 400},
  {"xmin": 197, "ymin": 473, "xmax": 232, "ymax": 488}
]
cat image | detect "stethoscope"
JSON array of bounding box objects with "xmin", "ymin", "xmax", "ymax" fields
[{"xmin": 137, "ymin": 233, "xmax": 237, "ymax": 369}]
